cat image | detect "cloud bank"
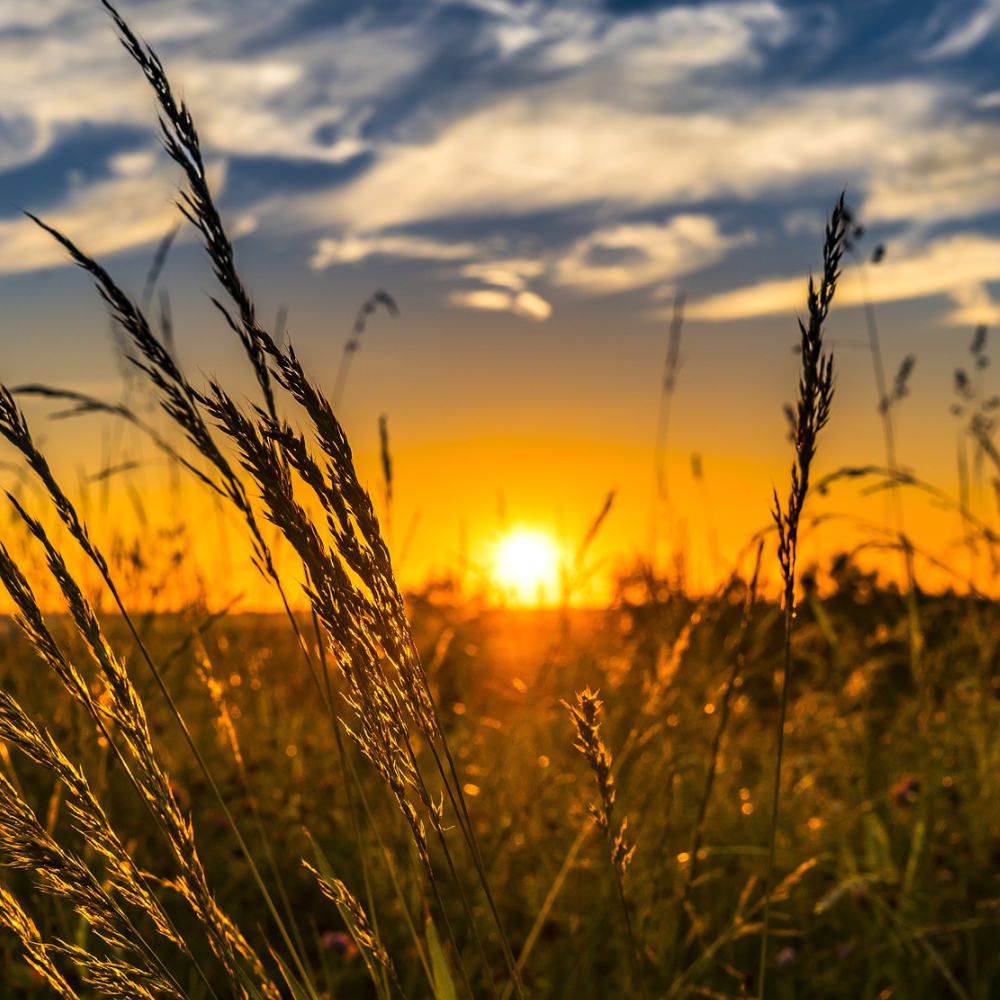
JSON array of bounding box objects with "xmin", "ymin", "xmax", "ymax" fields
[{"xmin": 3, "ymin": 0, "xmax": 1000, "ymax": 325}]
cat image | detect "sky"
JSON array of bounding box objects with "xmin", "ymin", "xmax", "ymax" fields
[{"xmin": 2, "ymin": 0, "xmax": 1000, "ymax": 604}]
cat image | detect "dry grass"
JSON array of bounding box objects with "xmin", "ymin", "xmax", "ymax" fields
[{"xmin": 0, "ymin": 5, "xmax": 997, "ymax": 1000}]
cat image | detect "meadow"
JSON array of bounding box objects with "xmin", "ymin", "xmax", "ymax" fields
[{"xmin": 1, "ymin": 4, "xmax": 999, "ymax": 1000}]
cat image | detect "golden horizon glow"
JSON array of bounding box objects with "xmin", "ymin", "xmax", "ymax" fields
[
  {"xmin": 0, "ymin": 439, "xmax": 986, "ymax": 616},
  {"xmin": 492, "ymin": 529, "xmax": 561, "ymax": 607}
]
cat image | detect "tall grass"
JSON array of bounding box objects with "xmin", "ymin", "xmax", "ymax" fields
[
  {"xmin": 844, "ymin": 215, "xmax": 924, "ymax": 703},
  {"xmin": 0, "ymin": 3, "xmax": 524, "ymax": 998},
  {"xmin": 760, "ymin": 196, "xmax": 845, "ymax": 998},
  {"xmin": 0, "ymin": 5, "xmax": 995, "ymax": 1000}
]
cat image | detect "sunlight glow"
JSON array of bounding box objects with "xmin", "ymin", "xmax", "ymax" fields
[{"xmin": 493, "ymin": 530, "xmax": 561, "ymax": 606}]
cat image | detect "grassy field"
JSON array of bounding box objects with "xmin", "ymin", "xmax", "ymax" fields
[
  {"xmin": 1, "ymin": 4, "xmax": 999, "ymax": 1000},
  {"xmin": 2, "ymin": 581, "xmax": 999, "ymax": 999}
]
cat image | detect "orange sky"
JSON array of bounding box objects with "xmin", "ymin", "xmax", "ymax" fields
[
  {"xmin": 3, "ymin": 0, "xmax": 1000, "ymax": 608},
  {"xmin": 2, "ymin": 411, "xmax": 989, "ymax": 613},
  {"xmin": 1, "ymin": 247, "xmax": 995, "ymax": 610}
]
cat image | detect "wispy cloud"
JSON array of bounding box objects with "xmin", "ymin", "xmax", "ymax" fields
[
  {"xmin": 318, "ymin": 82, "xmax": 988, "ymax": 232},
  {"xmin": 0, "ymin": 0, "xmax": 427, "ymax": 171},
  {"xmin": 450, "ymin": 287, "xmax": 552, "ymax": 321},
  {"xmin": 551, "ymin": 216, "xmax": 746, "ymax": 293},
  {"xmin": 862, "ymin": 113, "xmax": 1000, "ymax": 225},
  {"xmin": 458, "ymin": 260, "xmax": 545, "ymax": 292},
  {"xmin": 310, "ymin": 232, "xmax": 479, "ymax": 268},
  {"xmin": 923, "ymin": 0, "xmax": 1000, "ymax": 58},
  {"xmin": 0, "ymin": 151, "xmax": 191, "ymax": 274},
  {"xmin": 687, "ymin": 233, "xmax": 1000, "ymax": 326},
  {"xmin": 471, "ymin": 0, "xmax": 789, "ymax": 77},
  {"xmin": 4, "ymin": 0, "xmax": 1000, "ymax": 334}
]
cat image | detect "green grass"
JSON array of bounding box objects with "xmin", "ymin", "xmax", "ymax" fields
[
  {"xmin": 0, "ymin": 4, "xmax": 998, "ymax": 999},
  {"xmin": 1, "ymin": 578, "xmax": 999, "ymax": 998}
]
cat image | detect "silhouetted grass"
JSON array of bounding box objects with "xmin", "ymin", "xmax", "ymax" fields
[{"xmin": 0, "ymin": 5, "xmax": 997, "ymax": 1000}]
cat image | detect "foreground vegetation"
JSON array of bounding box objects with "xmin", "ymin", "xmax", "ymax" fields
[
  {"xmin": 0, "ymin": 3, "xmax": 998, "ymax": 999},
  {"xmin": 2, "ymin": 575, "xmax": 999, "ymax": 999}
]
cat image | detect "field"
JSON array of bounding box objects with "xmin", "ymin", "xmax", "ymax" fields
[
  {"xmin": 2, "ymin": 579, "xmax": 1000, "ymax": 999},
  {"xmin": 2, "ymin": 4, "xmax": 1000, "ymax": 1000}
]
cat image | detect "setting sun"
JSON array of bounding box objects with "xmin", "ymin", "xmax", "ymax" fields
[
  {"xmin": 493, "ymin": 530, "xmax": 561, "ymax": 606},
  {"xmin": 5, "ymin": 4, "xmax": 999, "ymax": 997}
]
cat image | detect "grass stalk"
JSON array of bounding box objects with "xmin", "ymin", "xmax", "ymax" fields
[
  {"xmin": 667, "ymin": 541, "xmax": 763, "ymax": 984},
  {"xmin": 651, "ymin": 292, "xmax": 686, "ymax": 574},
  {"xmin": 564, "ymin": 689, "xmax": 644, "ymax": 998},
  {"xmin": 758, "ymin": 195, "xmax": 846, "ymax": 999},
  {"xmin": 849, "ymin": 235, "xmax": 923, "ymax": 687}
]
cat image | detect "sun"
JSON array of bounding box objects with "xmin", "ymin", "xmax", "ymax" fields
[{"xmin": 493, "ymin": 530, "xmax": 561, "ymax": 606}]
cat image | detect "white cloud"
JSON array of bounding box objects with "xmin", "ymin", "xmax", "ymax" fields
[
  {"xmin": 459, "ymin": 259, "xmax": 546, "ymax": 291},
  {"xmin": 475, "ymin": 0, "xmax": 788, "ymax": 81},
  {"xmin": 687, "ymin": 233, "xmax": 1000, "ymax": 326},
  {"xmin": 310, "ymin": 232, "xmax": 479, "ymax": 268},
  {"xmin": 862, "ymin": 115, "xmax": 1000, "ymax": 224},
  {"xmin": 1, "ymin": 0, "xmax": 78, "ymax": 32},
  {"xmin": 513, "ymin": 290, "xmax": 552, "ymax": 320},
  {"xmin": 319, "ymin": 82, "xmax": 991, "ymax": 231},
  {"xmin": 783, "ymin": 210, "xmax": 826, "ymax": 237},
  {"xmin": 947, "ymin": 280, "xmax": 1000, "ymax": 326},
  {"xmin": 0, "ymin": 0, "xmax": 427, "ymax": 172},
  {"xmin": 511, "ymin": 290, "xmax": 552, "ymax": 320},
  {"xmin": 0, "ymin": 154, "xmax": 196, "ymax": 274},
  {"xmin": 311, "ymin": 216, "xmax": 736, "ymax": 314},
  {"xmin": 451, "ymin": 288, "xmax": 511, "ymax": 312},
  {"xmin": 552, "ymin": 215, "xmax": 745, "ymax": 293},
  {"xmin": 109, "ymin": 149, "xmax": 159, "ymax": 177},
  {"xmin": 450, "ymin": 287, "xmax": 552, "ymax": 320},
  {"xmin": 312, "ymin": 231, "xmax": 560, "ymax": 324},
  {"xmin": 7, "ymin": 0, "xmax": 1000, "ymax": 311},
  {"xmin": 0, "ymin": 8, "xmax": 182, "ymax": 171},
  {"xmin": 924, "ymin": 0, "xmax": 1000, "ymax": 58},
  {"xmin": 595, "ymin": 1, "xmax": 789, "ymax": 80}
]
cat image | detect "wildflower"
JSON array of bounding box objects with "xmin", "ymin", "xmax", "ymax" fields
[
  {"xmin": 321, "ymin": 931, "xmax": 358, "ymax": 961},
  {"xmin": 890, "ymin": 774, "xmax": 920, "ymax": 805},
  {"xmin": 776, "ymin": 947, "xmax": 797, "ymax": 968}
]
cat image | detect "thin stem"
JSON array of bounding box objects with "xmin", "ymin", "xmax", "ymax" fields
[
  {"xmin": 338, "ymin": 738, "xmax": 437, "ymax": 991},
  {"xmin": 106, "ymin": 581, "xmax": 321, "ymax": 998},
  {"xmin": 855, "ymin": 255, "xmax": 922, "ymax": 681},
  {"xmin": 668, "ymin": 541, "xmax": 763, "ymax": 984},
  {"xmin": 758, "ymin": 194, "xmax": 845, "ymax": 999},
  {"xmin": 403, "ymin": 738, "xmax": 501, "ymax": 1000},
  {"xmin": 310, "ymin": 608, "xmax": 391, "ymax": 1000},
  {"xmin": 615, "ymin": 874, "xmax": 646, "ymax": 1000},
  {"xmin": 757, "ymin": 569, "xmax": 794, "ymax": 1000},
  {"xmin": 651, "ymin": 292, "xmax": 685, "ymax": 571},
  {"xmin": 420, "ymin": 681, "xmax": 528, "ymax": 999}
]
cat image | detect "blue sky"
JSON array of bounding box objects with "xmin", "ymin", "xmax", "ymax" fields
[
  {"xmin": 2, "ymin": 0, "xmax": 1000, "ymax": 591},
  {"xmin": 4, "ymin": 0, "xmax": 999, "ymax": 324}
]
